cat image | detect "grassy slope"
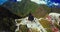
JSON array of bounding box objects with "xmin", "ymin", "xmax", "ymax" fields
[
  {"xmin": 39, "ymin": 19, "xmax": 52, "ymax": 32},
  {"xmin": 2, "ymin": 1, "xmax": 39, "ymax": 17},
  {"xmin": 33, "ymin": 5, "xmax": 51, "ymax": 18}
]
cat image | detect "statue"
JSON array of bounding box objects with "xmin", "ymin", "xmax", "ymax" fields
[{"xmin": 28, "ymin": 13, "xmax": 34, "ymax": 21}]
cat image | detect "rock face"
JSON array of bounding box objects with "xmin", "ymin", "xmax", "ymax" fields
[
  {"xmin": 0, "ymin": 6, "xmax": 21, "ymax": 32},
  {"xmin": 49, "ymin": 13, "xmax": 60, "ymax": 25}
]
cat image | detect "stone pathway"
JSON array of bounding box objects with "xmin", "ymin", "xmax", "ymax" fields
[{"xmin": 15, "ymin": 17, "xmax": 47, "ymax": 32}]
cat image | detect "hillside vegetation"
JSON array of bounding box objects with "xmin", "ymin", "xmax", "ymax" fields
[{"xmin": 2, "ymin": 0, "xmax": 39, "ymax": 17}]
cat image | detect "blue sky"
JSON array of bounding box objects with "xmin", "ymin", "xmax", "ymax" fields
[
  {"xmin": 0, "ymin": 0, "xmax": 21, "ymax": 5},
  {"xmin": 0, "ymin": 0, "xmax": 7, "ymax": 5},
  {"xmin": 50, "ymin": 0, "xmax": 60, "ymax": 3},
  {"xmin": 31, "ymin": 0, "xmax": 60, "ymax": 6},
  {"xmin": 31, "ymin": 0, "xmax": 60, "ymax": 7},
  {"xmin": 0, "ymin": 0, "xmax": 60, "ymax": 7}
]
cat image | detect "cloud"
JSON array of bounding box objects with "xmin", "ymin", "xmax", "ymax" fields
[
  {"xmin": 31, "ymin": 0, "xmax": 40, "ymax": 4},
  {"xmin": 39, "ymin": 1, "xmax": 47, "ymax": 4},
  {"xmin": 17, "ymin": 0, "xmax": 21, "ymax": 1},
  {"xmin": 53, "ymin": 2, "xmax": 59, "ymax": 6},
  {"xmin": 31, "ymin": 0, "xmax": 47, "ymax": 4},
  {"xmin": 31, "ymin": 0, "xmax": 60, "ymax": 7}
]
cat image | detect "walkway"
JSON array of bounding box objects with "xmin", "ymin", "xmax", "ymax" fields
[{"xmin": 15, "ymin": 17, "xmax": 47, "ymax": 32}]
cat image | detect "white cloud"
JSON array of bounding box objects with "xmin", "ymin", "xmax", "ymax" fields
[
  {"xmin": 31, "ymin": 0, "xmax": 47, "ymax": 4},
  {"xmin": 53, "ymin": 2, "xmax": 59, "ymax": 6},
  {"xmin": 17, "ymin": 0, "xmax": 21, "ymax": 1},
  {"xmin": 17, "ymin": 0, "xmax": 59, "ymax": 6},
  {"xmin": 30, "ymin": 0, "xmax": 60, "ymax": 7},
  {"xmin": 39, "ymin": 1, "xmax": 47, "ymax": 4},
  {"xmin": 31, "ymin": 0, "xmax": 40, "ymax": 4}
]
